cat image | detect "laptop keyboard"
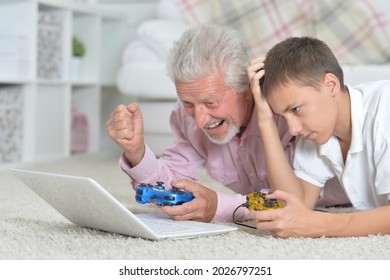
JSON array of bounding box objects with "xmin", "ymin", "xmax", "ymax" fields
[{"xmin": 139, "ymin": 218, "xmax": 203, "ymax": 235}]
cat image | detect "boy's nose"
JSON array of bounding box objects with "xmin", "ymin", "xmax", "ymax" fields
[{"xmin": 287, "ymin": 118, "xmax": 303, "ymax": 136}]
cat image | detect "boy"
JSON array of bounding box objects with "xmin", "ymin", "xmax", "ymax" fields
[{"xmin": 247, "ymin": 36, "xmax": 390, "ymax": 238}]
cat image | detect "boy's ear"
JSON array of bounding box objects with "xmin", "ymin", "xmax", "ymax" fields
[{"xmin": 323, "ymin": 73, "xmax": 340, "ymax": 96}]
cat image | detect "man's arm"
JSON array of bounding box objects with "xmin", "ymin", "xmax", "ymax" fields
[{"xmin": 160, "ymin": 178, "xmax": 249, "ymax": 223}]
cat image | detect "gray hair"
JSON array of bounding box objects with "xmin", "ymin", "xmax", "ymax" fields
[{"xmin": 166, "ymin": 24, "xmax": 249, "ymax": 93}]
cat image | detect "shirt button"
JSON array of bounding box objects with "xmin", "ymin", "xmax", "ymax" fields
[{"xmin": 220, "ymin": 178, "xmax": 224, "ymax": 183}]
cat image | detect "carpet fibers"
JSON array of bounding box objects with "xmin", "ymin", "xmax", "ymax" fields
[{"xmin": 1, "ymin": 152, "xmax": 389, "ymax": 260}]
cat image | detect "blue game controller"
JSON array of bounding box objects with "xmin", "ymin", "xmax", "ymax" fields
[{"xmin": 135, "ymin": 181, "xmax": 194, "ymax": 206}]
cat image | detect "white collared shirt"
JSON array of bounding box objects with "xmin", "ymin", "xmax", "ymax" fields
[{"xmin": 293, "ymin": 80, "xmax": 390, "ymax": 210}]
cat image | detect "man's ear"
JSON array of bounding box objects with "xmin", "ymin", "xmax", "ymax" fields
[{"xmin": 323, "ymin": 73, "xmax": 340, "ymax": 96}]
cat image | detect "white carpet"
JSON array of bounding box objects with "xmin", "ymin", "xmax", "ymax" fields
[{"xmin": 1, "ymin": 152, "xmax": 389, "ymax": 260}]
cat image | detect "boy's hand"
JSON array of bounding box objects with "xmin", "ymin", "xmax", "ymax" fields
[
  {"xmin": 249, "ymin": 190, "xmax": 324, "ymax": 238},
  {"xmin": 247, "ymin": 57, "xmax": 275, "ymax": 124},
  {"xmin": 161, "ymin": 179, "xmax": 218, "ymax": 222},
  {"xmin": 106, "ymin": 103, "xmax": 145, "ymax": 166}
]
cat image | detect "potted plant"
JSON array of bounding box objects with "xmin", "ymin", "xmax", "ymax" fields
[
  {"xmin": 72, "ymin": 36, "xmax": 86, "ymax": 79},
  {"xmin": 73, "ymin": 36, "xmax": 85, "ymax": 57}
]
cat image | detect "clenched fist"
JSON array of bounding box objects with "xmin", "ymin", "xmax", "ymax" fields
[{"xmin": 106, "ymin": 103, "xmax": 145, "ymax": 166}]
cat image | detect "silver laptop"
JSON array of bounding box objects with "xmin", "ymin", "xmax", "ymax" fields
[{"xmin": 10, "ymin": 168, "xmax": 237, "ymax": 240}]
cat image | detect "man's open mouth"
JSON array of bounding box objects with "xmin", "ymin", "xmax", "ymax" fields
[{"xmin": 205, "ymin": 120, "xmax": 224, "ymax": 130}]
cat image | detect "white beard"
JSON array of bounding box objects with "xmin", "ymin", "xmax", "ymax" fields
[{"xmin": 202, "ymin": 124, "xmax": 240, "ymax": 145}]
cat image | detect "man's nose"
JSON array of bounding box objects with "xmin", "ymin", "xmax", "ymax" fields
[{"xmin": 193, "ymin": 105, "xmax": 209, "ymax": 129}]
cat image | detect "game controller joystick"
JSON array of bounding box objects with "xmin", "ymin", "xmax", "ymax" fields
[
  {"xmin": 245, "ymin": 192, "xmax": 281, "ymax": 211},
  {"xmin": 135, "ymin": 181, "xmax": 194, "ymax": 206}
]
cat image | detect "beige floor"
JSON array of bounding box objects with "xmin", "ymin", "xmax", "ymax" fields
[{"xmin": 1, "ymin": 152, "xmax": 389, "ymax": 260}]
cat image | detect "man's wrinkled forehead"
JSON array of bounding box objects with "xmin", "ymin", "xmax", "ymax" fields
[{"xmin": 176, "ymin": 75, "xmax": 231, "ymax": 100}]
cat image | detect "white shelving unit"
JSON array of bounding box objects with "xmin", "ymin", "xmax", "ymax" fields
[{"xmin": 0, "ymin": 0, "xmax": 127, "ymax": 164}]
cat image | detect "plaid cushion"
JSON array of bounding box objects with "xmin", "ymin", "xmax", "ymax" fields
[
  {"xmin": 176, "ymin": 0, "xmax": 390, "ymax": 64},
  {"xmin": 176, "ymin": 0, "xmax": 313, "ymax": 59},
  {"xmin": 313, "ymin": 0, "xmax": 390, "ymax": 64}
]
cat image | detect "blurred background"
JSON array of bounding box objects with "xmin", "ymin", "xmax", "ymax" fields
[{"xmin": 1, "ymin": 0, "xmax": 390, "ymax": 167}]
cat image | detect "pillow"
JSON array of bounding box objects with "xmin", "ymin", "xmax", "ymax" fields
[
  {"xmin": 175, "ymin": 0, "xmax": 314, "ymax": 58},
  {"xmin": 122, "ymin": 40, "xmax": 162, "ymax": 64},
  {"xmin": 313, "ymin": 0, "xmax": 390, "ymax": 64},
  {"xmin": 137, "ymin": 19, "xmax": 190, "ymax": 59},
  {"xmin": 156, "ymin": 0, "xmax": 187, "ymax": 22}
]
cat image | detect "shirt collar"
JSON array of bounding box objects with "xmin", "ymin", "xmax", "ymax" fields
[{"xmin": 347, "ymin": 84, "xmax": 364, "ymax": 154}]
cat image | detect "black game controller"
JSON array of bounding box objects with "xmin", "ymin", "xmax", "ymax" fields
[{"xmin": 135, "ymin": 181, "xmax": 194, "ymax": 206}]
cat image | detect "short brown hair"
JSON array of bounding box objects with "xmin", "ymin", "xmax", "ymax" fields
[{"xmin": 261, "ymin": 36, "xmax": 345, "ymax": 97}]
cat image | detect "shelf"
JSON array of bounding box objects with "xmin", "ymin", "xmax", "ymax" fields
[
  {"xmin": 71, "ymin": 85, "xmax": 100, "ymax": 153},
  {"xmin": 72, "ymin": 10, "xmax": 99, "ymax": 83},
  {"xmin": 34, "ymin": 84, "xmax": 70, "ymax": 160},
  {"xmin": 0, "ymin": 2, "xmax": 36, "ymax": 81},
  {"xmin": 0, "ymin": 0, "xmax": 127, "ymax": 164},
  {"xmin": 100, "ymin": 17, "xmax": 126, "ymax": 85}
]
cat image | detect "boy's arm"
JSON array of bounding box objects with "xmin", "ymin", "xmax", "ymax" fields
[
  {"xmin": 251, "ymin": 190, "xmax": 390, "ymax": 237},
  {"xmin": 261, "ymin": 120, "xmax": 321, "ymax": 208},
  {"xmin": 248, "ymin": 58, "xmax": 318, "ymax": 207},
  {"xmin": 335, "ymin": 203, "xmax": 390, "ymax": 237},
  {"xmin": 258, "ymin": 120, "xmax": 304, "ymax": 197}
]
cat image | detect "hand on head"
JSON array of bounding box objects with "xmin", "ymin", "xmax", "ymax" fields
[{"xmin": 247, "ymin": 57, "xmax": 275, "ymax": 124}]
